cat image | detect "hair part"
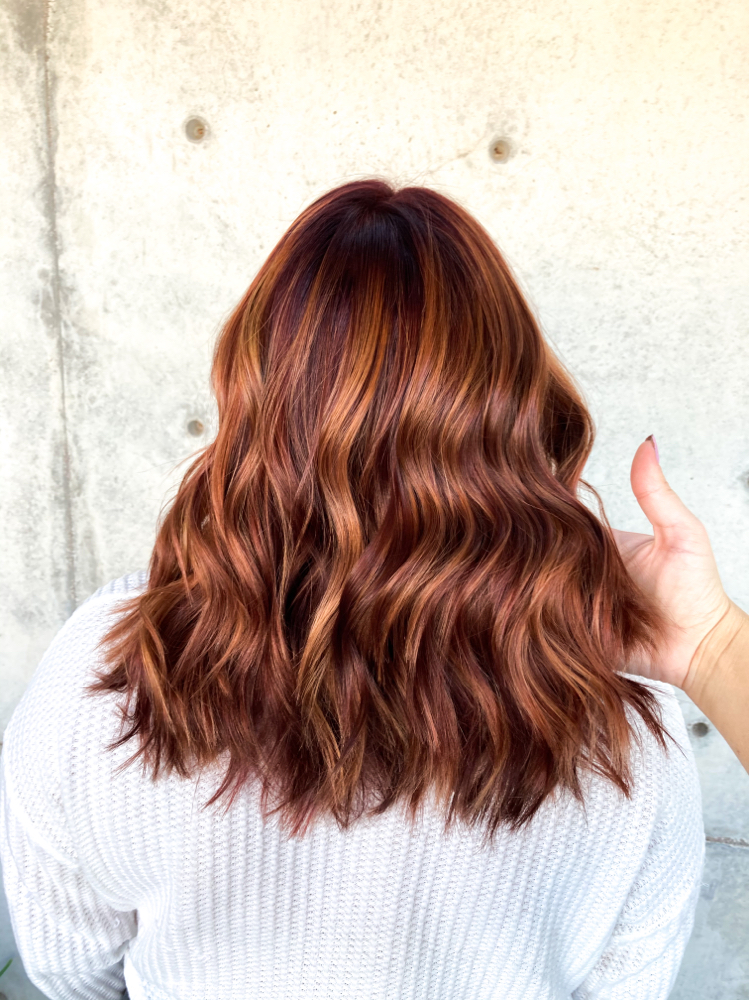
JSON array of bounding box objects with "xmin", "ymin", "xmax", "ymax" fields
[{"xmin": 88, "ymin": 179, "xmax": 672, "ymax": 847}]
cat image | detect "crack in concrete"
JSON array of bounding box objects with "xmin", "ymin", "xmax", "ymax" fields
[
  {"xmin": 41, "ymin": 0, "xmax": 77, "ymax": 615},
  {"xmin": 417, "ymin": 134, "xmax": 490, "ymax": 180},
  {"xmin": 706, "ymin": 835, "xmax": 749, "ymax": 849}
]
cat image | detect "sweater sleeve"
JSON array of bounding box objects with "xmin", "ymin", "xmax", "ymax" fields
[
  {"xmin": 0, "ymin": 592, "xmax": 139, "ymax": 1000},
  {"xmin": 571, "ymin": 683, "xmax": 705, "ymax": 1000}
]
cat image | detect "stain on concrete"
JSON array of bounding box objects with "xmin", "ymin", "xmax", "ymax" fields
[
  {"xmin": 3, "ymin": 0, "xmax": 45, "ymax": 56},
  {"xmin": 38, "ymin": 0, "xmax": 77, "ymax": 615}
]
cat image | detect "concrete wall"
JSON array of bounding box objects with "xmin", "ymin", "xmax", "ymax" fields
[{"xmin": 1, "ymin": 0, "xmax": 748, "ymax": 994}]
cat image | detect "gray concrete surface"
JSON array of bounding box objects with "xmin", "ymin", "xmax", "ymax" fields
[{"xmin": 1, "ymin": 0, "xmax": 747, "ymax": 994}]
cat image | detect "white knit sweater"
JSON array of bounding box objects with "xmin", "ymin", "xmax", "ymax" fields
[{"xmin": 0, "ymin": 571, "xmax": 704, "ymax": 1000}]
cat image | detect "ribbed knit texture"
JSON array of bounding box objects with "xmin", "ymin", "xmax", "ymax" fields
[{"xmin": 0, "ymin": 571, "xmax": 704, "ymax": 1000}]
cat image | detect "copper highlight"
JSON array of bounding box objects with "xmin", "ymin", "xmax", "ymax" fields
[{"xmin": 88, "ymin": 179, "xmax": 672, "ymax": 844}]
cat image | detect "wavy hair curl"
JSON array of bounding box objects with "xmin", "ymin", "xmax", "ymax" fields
[{"xmin": 88, "ymin": 179, "xmax": 671, "ymax": 843}]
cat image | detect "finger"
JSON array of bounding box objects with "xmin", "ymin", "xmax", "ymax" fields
[{"xmin": 629, "ymin": 437, "xmax": 702, "ymax": 543}]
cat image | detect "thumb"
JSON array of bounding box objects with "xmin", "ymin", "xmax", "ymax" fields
[{"xmin": 630, "ymin": 436, "xmax": 701, "ymax": 545}]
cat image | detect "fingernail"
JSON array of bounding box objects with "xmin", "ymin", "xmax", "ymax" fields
[{"xmin": 646, "ymin": 434, "xmax": 660, "ymax": 464}]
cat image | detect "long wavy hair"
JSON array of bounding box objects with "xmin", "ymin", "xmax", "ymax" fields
[{"xmin": 88, "ymin": 179, "xmax": 672, "ymax": 844}]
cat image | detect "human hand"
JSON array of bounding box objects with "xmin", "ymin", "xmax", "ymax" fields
[{"xmin": 611, "ymin": 436, "xmax": 736, "ymax": 690}]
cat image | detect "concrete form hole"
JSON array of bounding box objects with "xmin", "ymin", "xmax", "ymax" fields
[
  {"xmin": 691, "ymin": 721, "xmax": 709, "ymax": 738},
  {"xmin": 489, "ymin": 138, "xmax": 512, "ymax": 163},
  {"xmin": 187, "ymin": 419, "xmax": 205, "ymax": 436},
  {"xmin": 185, "ymin": 117, "xmax": 208, "ymax": 143}
]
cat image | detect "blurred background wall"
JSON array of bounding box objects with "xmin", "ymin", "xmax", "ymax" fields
[{"xmin": 1, "ymin": 0, "xmax": 748, "ymax": 995}]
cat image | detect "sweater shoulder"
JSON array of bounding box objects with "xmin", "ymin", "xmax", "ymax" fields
[
  {"xmin": 82, "ymin": 568, "xmax": 150, "ymax": 604},
  {"xmin": 618, "ymin": 672, "xmax": 694, "ymax": 768},
  {"xmin": 0, "ymin": 572, "xmax": 149, "ymax": 861},
  {"xmin": 618, "ymin": 673, "xmax": 702, "ymax": 839}
]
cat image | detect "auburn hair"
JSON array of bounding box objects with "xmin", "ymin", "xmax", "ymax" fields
[{"xmin": 88, "ymin": 179, "xmax": 672, "ymax": 845}]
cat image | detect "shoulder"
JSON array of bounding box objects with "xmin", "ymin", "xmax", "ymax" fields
[
  {"xmin": 569, "ymin": 675, "xmax": 702, "ymax": 865},
  {"xmin": 4, "ymin": 568, "xmax": 149, "ymax": 745},
  {"xmin": 618, "ymin": 673, "xmax": 703, "ymax": 837},
  {"xmin": 48, "ymin": 568, "xmax": 149, "ymax": 666},
  {"xmin": 0, "ymin": 572, "xmax": 148, "ymax": 857},
  {"xmin": 618, "ymin": 673, "xmax": 693, "ymax": 755},
  {"xmin": 81, "ymin": 569, "xmax": 150, "ymax": 605},
  {"xmin": 9, "ymin": 569, "xmax": 149, "ymax": 718},
  {"xmin": 619, "ymin": 673, "xmax": 692, "ymax": 745},
  {"xmin": 592, "ymin": 676, "xmax": 706, "ymax": 959}
]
